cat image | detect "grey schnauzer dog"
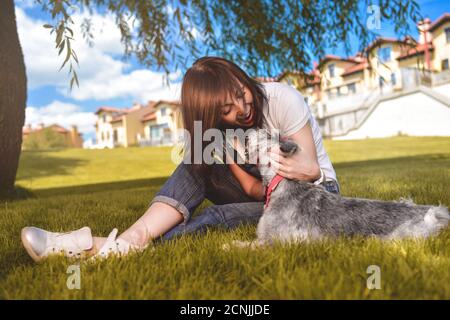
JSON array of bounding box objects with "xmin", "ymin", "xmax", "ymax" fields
[{"xmin": 229, "ymin": 130, "xmax": 449, "ymax": 247}]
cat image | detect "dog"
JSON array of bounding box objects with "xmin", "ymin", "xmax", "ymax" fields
[{"xmin": 226, "ymin": 130, "xmax": 449, "ymax": 248}]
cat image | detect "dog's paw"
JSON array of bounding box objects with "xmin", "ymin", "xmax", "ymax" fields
[
  {"xmin": 222, "ymin": 243, "xmax": 231, "ymax": 251},
  {"xmin": 222, "ymin": 240, "xmax": 263, "ymax": 251}
]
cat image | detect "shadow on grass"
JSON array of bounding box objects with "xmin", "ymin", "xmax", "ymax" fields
[
  {"xmin": 17, "ymin": 151, "xmax": 87, "ymax": 181},
  {"xmin": 31, "ymin": 177, "xmax": 169, "ymax": 198},
  {"xmin": 333, "ymin": 153, "xmax": 450, "ymax": 172},
  {"xmin": 25, "ymin": 153, "xmax": 450, "ymax": 199}
]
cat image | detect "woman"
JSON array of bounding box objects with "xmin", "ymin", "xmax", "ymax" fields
[{"xmin": 21, "ymin": 57, "xmax": 339, "ymax": 261}]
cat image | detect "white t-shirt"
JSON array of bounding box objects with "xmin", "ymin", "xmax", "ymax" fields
[{"xmin": 261, "ymin": 82, "xmax": 337, "ymax": 182}]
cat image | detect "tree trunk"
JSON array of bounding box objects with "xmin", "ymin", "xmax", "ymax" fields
[{"xmin": 0, "ymin": 0, "xmax": 27, "ymax": 198}]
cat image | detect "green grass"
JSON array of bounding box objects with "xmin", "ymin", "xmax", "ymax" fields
[{"xmin": 1, "ymin": 136, "xmax": 449, "ymax": 299}]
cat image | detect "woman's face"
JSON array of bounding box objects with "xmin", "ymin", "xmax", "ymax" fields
[{"xmin": 220, "ymin": 84, "xmax": 255, "ymax": 128}]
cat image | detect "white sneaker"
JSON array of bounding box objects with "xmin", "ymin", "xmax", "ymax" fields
[
  {"xmin": 91, "ymin": 228, "xmax": 145, "ymax": 260},
  {"xmin": 21, "ymin": 226, "xmax": 93, "ymax": 262}
]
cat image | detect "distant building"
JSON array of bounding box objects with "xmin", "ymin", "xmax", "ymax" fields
[
  {"xmin": 22, "ymin": 124, "xmax": 83, "ymax": 148},
  {"xmin": 257, "ymin": 13, "xmax": 450, "ymax": 139},
  {"xmin": 94, "ymin": 100, "xmax": 181, "ymax": 148}
]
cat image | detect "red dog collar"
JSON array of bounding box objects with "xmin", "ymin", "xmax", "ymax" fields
[{"xmin": 264, "ymin": 174, "xmax": 284, "ymax": 208}]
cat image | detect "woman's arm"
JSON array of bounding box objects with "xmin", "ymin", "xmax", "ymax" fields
[
  {"xmin": 269, "ymin": 122, "xmax": 321, "ymax": 182},
  {"xmin": 228, "ymin": 163, "xmax": 265, "ymax": 200}
]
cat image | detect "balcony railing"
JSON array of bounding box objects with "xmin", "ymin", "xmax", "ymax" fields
[{"xmin": 138, "ymin": 136, "xmax": 174, "ymax": 147}]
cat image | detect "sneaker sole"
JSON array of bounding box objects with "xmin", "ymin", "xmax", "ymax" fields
[{"xmin": 21, "ymin": 227, "xmax": 44, "ymax": 263}]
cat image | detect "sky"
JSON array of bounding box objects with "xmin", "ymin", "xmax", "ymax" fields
[{"xmin": 15, "ymin": 0, "xmax": 450, "ymax": 141}]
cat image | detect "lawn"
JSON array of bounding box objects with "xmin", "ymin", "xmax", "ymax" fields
[{"xmin": 1, "ymin": 136, "xmax": 449, "ymax": 299}]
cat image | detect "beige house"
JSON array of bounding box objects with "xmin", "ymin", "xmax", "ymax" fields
[
  {"xmin": 140, "ymin": 100, "xmax": 182, "ymax": 146},
  {"xmin": 94, "ymin": 100, "xmax": 181, "ymax": 148},
  {"xmin": 262, "ymin": 13, "xmax": 450, "ymax": 138}
]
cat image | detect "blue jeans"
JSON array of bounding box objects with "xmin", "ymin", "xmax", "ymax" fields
[{"xmin": 151, "ymin": 163, "xmax": 339, "ymax": 241}]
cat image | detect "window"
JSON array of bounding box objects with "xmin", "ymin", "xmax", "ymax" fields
[
  {"xmin": 102, "ymin": 114, "xmax": 106, "ymax": 122},
  {"xmin": 378, "ymin": 46, "xmax": 392, "ymax": 63},
  {"xmin": 446, "ymin": 28, "xmax": 450, "ymax": 43},
  {"xmin": 336, "ymin": 86, "xmax": 342, "ymax": 96},
  {"xmin": 442, "ymin": 59, "xmax": 449, "ymax": 70},
  {"xmin": 326, "ymin": 89, "xmax": 335, "ymax": 99},
  {"xmin": 379, "ymin": 76, "xmax": 385, "ymax": 88},
  {"xmin": 149, "ymin": 123, "xmax": 170, "ymax": 141},
  {"xmin": 160, "ymin": 107, "xmax": 167, "ymax": 116},
  {"xmin": 328, "ymin": 64, "xmax": 335, "ymax": 78},
  {"xmin": 113, "ymin": 130, "xmax": 118, "ymax": 143},
  {"xmin": 347, "ymin": 83, "xmax": 356, "ymax": 94},
  {"xmin": 391, "ymin": 73, "xmax": 397, "ymax": 85}
]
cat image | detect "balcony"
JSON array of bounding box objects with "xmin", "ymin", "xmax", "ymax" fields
[{"xmin": 138, "ymin": 136, "xmax": 173, "ymax": 147}]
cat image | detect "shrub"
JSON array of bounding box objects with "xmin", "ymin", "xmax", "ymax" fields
[{"xmin": 23, "ymin": 127, "xmax": 67, "ymax": 150}]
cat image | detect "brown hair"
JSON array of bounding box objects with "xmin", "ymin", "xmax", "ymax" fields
[{"xmin": 181, "ymin": 56, "xmax": 268, "ymax": 172}]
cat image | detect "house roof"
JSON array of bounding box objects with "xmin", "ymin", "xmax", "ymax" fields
[
  {"xmin": 22, "ymin": 126, "xmax": 32, "ymax": 134},
  {"xmin": 94, "ymin": 106, "xmax": 128, "ymax": 115},
  {"xmin": 50, "ymin": 124, "xmax": 70, "ymax": 133},
  {"xmin": 256, "ymin": 69, "xmax": 322, "ymax": 87},
  {"xmin": 365, "ymin": 37, "xmax": 407, "ymax": 54},
  {"xmin": 429, "ymin": 13, "xmax": 450, "ymax": 32},
  {"xmin": 317, "ymin": 55, "xmax": 359, "ymax": 68},
  {"xmin": 110, "ymin": 116, "xmax": 124, "ymax": 123},
  {"xmin": 141, "ymin": 112, "xmax": 157, "ymax": 122},
  {"xmin": 341, "ymin": 61, "xmax": 370, "ymax": 77},
  {"xmin": 396, "ymin": 42, "xmax": 435, "ymax": 60},
  {"xmin": 153, "ymin": 100, "xmax": 180, "ymax": 109},
  {"xmin": 22, "ymin": 124, "xmax": 75, "ymax": 135}
]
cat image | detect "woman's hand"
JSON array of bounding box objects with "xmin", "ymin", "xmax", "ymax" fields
[
  {"xmin": 229, "ymin": 163, "xmax": 265, "ymax": 200},
  {"xmin": 268, "ymin": 122, "xmax": 321, "ymax": 182},
  {"xmin": 268, "ymin": 146, "xmax": 320, "ymax": 181}
]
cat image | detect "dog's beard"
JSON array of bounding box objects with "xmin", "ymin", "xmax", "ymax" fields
[{"xmin": 246, "ymin": 129, "xmax": 280, "ymax": 185}]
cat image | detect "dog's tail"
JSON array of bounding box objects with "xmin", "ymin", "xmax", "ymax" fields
[
  {"xmin": 388, "ymin": 205, "xmax": 449, "ymax": 239},
  {"xmin": 424, "ymin": 205, "xmax": 450, "ymax": 232}
]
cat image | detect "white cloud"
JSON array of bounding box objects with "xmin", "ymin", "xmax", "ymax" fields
[
  {"xmin": 16, "ymin": 7, "xmax": 182, "ymax": 102},
  {"xmin": 15, "ymin": 0, "xmax": 37, "ymax": 9},
  {"xmin": 25, "ymin": 101, "xmax": 97, "ymax": 136},
  {"xmin": 69, "ymin": 68, "xmax": 182, "ymax": 102}
]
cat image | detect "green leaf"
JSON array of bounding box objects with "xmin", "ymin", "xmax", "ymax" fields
[
  {"xmin": 66, "ymin": 27, "xmax": 74, "ymax": 37},
  {"xmin": 58, "ymin": 39, "xmax": 66, "ymax": 55},
  {"xmin": 59, "ymin": 39, "xmax": 71, "ymax": 71},
  {"xmin": 71, "ymin": 50, "xmax": 79, "ymax": 64}
]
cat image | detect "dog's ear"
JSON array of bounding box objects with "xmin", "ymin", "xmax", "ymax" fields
[{"xmin": 279, "ymin": 140, "xmax": 299, "ymax": 156}]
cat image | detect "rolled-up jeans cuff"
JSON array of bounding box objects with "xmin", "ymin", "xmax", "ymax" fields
[{"xmin": 150, "ymin": 195, "xmax": 191, "ymax": 225}]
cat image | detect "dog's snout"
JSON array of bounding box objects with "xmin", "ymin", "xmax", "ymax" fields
[{"xmin": 279, "ymin": 141, "xmax": 298, "ymax": 156}]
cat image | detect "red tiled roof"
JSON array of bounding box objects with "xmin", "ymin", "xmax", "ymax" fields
[
  {"xmin": 51, "ymin": 125, "xmax": 70, "ymax": 133},
  {"xmin": 153, "ymin": 100, "xmax": 180, "ymax": 108},
  {"xmin": 396, "ymin": 43, "xmax": 434, "ymax": 60},
  {"xmin": 256, "ymin": 70, "xmax": 321, "ymax": 86},
  {"xmin": 110, "ymin": 116, "xmax": 124, "ymax": 123},
  {"xmin": 255, "ymin": 76, "xmax": 279, "ymax": 82},
  {"xmin": 429, "ymin": 13, "xmax": 450, "ymax": 32},
  {"xmin": 365, "ymin": 37, "xmax": 406, "ymax": 53},
  {"xmin": 94, "ymin": 106, "xmax": 128, "ymax": 115},
  {"xmin": 22, "ymin": 124, "xmax": 71, "ymax": 134},
  {"xmin": 318, "ymin": 55, "xmax": 359, "ymax": 68},
  {"xmin": 22, "ymin": 127, "xmax": 32, "ymax": 134},
  {"xmin": 342, "ymin": 62, "xmax": 370, "ymax": 77},
  {"xmin": 141, "ymin": 112, "xmax": 157, "ymax": 122}
]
